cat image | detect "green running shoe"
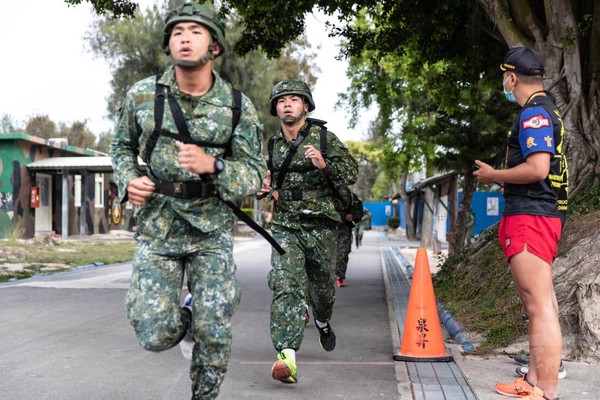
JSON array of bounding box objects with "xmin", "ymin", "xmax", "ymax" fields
[{"xmin": 271, "ymin": 352, "xmax": 297, "ymax": 384}]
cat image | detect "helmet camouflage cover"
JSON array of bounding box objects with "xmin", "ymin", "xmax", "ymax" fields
[
  {"xmin": 163, "ymin": 2, "xmax": 226, "ymax": 56},
  {"xmin": 269, "ymin": 80, "xmax": 316, "ymax": 116}
]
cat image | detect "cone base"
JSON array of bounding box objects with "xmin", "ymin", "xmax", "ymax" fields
[{"xmin": 393, "ymin": 354, "xmax": 453, "ymax": 362}]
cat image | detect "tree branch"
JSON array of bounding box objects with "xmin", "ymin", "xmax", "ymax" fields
[{"xmin": 477, "ymin": 0, "xmax": 529, "ymax": 47}]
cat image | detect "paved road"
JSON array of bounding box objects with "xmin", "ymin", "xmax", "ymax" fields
[{"xmin": 0, "ymin": 232, "xmax": 403, "ymax": 400}]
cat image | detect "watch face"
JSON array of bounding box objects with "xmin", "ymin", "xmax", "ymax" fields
[{"xmin": 215, "ymin": 158, "xmax": 225, "ymax": 173}]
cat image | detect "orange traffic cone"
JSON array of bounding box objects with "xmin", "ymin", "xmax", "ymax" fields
[{"xmin": 394, "ymin": 247, "xmax": 453, "ymax": 362}]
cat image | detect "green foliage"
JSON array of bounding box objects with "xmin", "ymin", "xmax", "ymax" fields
[
  {"xmin": 84, "ymin": 1, "xmax": 318, "ymax": 141},
  {"xmin": 346, "ymin": 139, "xmax": 381, "ymax": 201},
  {"xmin": 434, "ymin": 228, "xmax": 528, "ymax": 350},
  {"xmin": 24, "ymin": 115, "xmax": 97, "ymax": 149},
  {"xmin": 387, "ymin": 216, "xmax": 399, "ymax": 229},
  {"xmin": 568, "ymin": 178, "xmax": 600, "ymax": 215},
  {"xmin": 64, "ymin": 0, "xmax": 138, "ymax": 18},
  {"xmin": 59, "ymin": 121, "xmax": 98, "ymax": 149},
  {"xmin": 1, "ymin": 114, "xmax": 20, "ymax": 133},
  {"xmin": 25, "ymin": 115, "xmax": 57, "ymax": 138},
  {"xmin": 96, "ymin": 132, "xmax": 115, "ymax": 154},
  {"xmin": 85, "ymin": 2, "xmax": 170, "ymax": 120}
]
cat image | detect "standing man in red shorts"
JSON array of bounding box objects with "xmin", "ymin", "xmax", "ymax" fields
[{"xmin": 474, "ymin": 46, "xmax": 569, "ymax": 400}]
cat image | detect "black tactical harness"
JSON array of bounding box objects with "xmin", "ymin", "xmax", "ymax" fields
[
  {"xmin": 143, "ymin": 75, "xmax": 285, "ymax": 255},
  {"xmin": 267, "ymin": 118, "xmax": 330, "ymax": 200}
]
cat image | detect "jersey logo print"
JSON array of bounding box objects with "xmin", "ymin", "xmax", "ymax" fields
[
  {"xmin": 544, "ymin": 136, "xmax": 553, "ymax": 147},
  {"xmin": 522, "ymin": 114, "xmax": 550, "ymax": 130},
  {"xmin": 526, "ymin": 137, "xmax": 537, "ymax": 149}
]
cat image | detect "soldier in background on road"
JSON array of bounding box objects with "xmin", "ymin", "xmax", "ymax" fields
[
  {"xmin": 256, "ymin": 80, "xmax": 358, "ymax": 384},
  {"xmin": 110, "ymin": 3, "xmax": 265, "ymax": 399},
  {"xmin": 354, "ymin": 206, "xmax": 372, "ymax": 248},
  {"xmin": 334, "ymin": 190, "xmax": 364, "ymax": 287}
]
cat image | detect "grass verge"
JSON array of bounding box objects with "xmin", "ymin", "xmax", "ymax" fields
[{"xmin": 0, "ymin": 240, "xmax": 136, "ymax": 282}]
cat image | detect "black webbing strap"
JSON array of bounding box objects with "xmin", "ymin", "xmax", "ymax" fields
[
  {"xmin": 222, "ymin": 199, "xmax": 285, "ymax": 255},
  {"xmin": 143, "ymin": 76, "xmax": 167, "ymax": 164},
  {"xmin": 313, "ymin": 118, "xmax": 328, "ymax": 159},
  {"xmin": 275, "ymin": 124, "xmax": 311, "ymax": 189},
  {"xmin": 144, "ymin": 76, "xmax": 238, "ymax": 162},
  {"xmin": 167, "ymin": 91, "xmax": 191, "ymax": 138},
  {"xmin": 145, "ymin": 76, "xmax": 284, "ymax": 254},
  {"xmin": 228, "ymin": 89, "xmax": 242, "ymax": 158}
]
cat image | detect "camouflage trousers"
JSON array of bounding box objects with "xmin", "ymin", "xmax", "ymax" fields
[
  {"xmin": 126, "ymin": 217, "xmax": 240, "ymax": 400},
  {"xmin": 335, "ymin": 223, "xmax": 353, "ymax": 279},
  {"xmin": 268, "ymin": 220, "xmax": 338, "ymax": 351},
  {"xmin": 354, "ymin": 224, "xmax": 365, "ymax": 247}
]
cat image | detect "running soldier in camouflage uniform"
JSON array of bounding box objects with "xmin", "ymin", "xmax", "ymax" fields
[
  {"xmin": 256, "ymin": 80, "xmax": 358, "ymax": 384},
  {"xmin": 335, "ymin": 191, "xmax": 363, "ymax": 287},
  {"xmin": 354, "ymin": 207, "xmax": 372, "ymax": 248},
  {"xmin": 110, "ymin": 3, "xmax": 265, "ymax": 399}
]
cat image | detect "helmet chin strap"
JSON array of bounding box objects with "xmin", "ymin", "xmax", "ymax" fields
[
  {"xmin": 280, "ymin": 111, "xmax": 307, "ymax": 125},
  {"xmin": 173, "ymin": 42, "xmax": 216, "ymax": 69}
]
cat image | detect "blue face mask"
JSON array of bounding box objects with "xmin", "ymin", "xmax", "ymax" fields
[{"xmin": 503, "ymin": 75, "xmax": 517, "ymax": 103}]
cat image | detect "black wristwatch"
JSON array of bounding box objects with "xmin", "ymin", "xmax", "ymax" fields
[{"xmin": 213, "ymin": 157, "xmax": 225, "ymax": 175}]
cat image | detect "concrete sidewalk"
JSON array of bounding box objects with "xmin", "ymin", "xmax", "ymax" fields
[{"xmin": 383, "ymin": 232, "xmax": 599, "ymax": 400}]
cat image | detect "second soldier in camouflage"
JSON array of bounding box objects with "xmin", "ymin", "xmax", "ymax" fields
[{"xmin": 257, "ymin": 80, "xmax": 358, "ymax": 384}]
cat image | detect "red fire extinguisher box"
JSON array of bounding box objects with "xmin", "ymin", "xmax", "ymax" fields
[{"xmin": 30, "ymin": 186, "xmax": 40, "ymax": 208}]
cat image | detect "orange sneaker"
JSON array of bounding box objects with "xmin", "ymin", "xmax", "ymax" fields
[
  {"xmin": 519, "ymin": 386, "xmax": 547, "ymax": 399},
  {"xmin": 495, "ymin": 375, "xmax": 536, "ymax": 397},
  {"xmin": 336, "ymin": 277, "xmax": 346, "ymax": 287}
]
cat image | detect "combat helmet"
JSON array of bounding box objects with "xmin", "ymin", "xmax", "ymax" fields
[
  {"xmin": 269, "ymin": 80, "xmax": 316, "ymax": 116},
  {"xmin": 162, "ymin": 2, "xmax": 226, "ymax": 57}
]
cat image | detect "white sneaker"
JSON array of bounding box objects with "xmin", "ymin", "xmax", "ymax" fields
[
  {"xmin": 179, "ymin": 294, "xmax": 193, "ymax": 361},
  {"xmin": 515, "ymin": 361, "xmax": 567, "ymax": 379}
]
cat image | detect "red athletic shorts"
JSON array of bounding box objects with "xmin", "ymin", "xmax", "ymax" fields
[{"xmin": 498, "ymin": 215, "xmax": 562, "ymax": 265}]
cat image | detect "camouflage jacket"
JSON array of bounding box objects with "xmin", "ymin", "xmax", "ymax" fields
[
  {"xmin": 269, "ymin": 122, "xmax": 358, "ymax": 229},
  {"xmin": 336, "ymin": 191, "xmax": 364, "ymax": 227},
  {"xmin": 110, "ymin": 66, "xmax": 266, "ymax": 237}
]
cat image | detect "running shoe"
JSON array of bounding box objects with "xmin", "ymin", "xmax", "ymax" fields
[
  {"xmin": 515, "ymin": 361, "xmax": 567, "ymax": 379},
  {"xmin": 315, "ymin": 321, "xmax": 336, "ymax": 351},
  {"xmin": 514, "ymin": 352, "xmax": 530, "ymax": 366},
  {"xmin": 179, "ymin": 293, "xmax": 193, "ymax": 361},
  {"xmin": 336, "ymin": 277, "xmax": 346, "ymax": 287},
  {"xmin": 495, "ymin": 375, "xmax": 535, "ymax": 397},
  {"xmin": 271, "ymin": 352, "xmax": 297, "ymax": 384}
]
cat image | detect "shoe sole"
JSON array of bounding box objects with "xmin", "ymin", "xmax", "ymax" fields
[{"xmin": 495, "ymin": 387, "xmax": 533, "ymax": 398}]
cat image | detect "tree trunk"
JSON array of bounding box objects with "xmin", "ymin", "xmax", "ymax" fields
[
  {"xmin": 450, "ymin": 172, "xmax": 477, "ymax": 254},
  {"xmin": 420, "ymin": 186, "xmax": 435, "ymax": 248},
  {"xmin": 478, "ymin": 0, "xmax": 600, "ymax": 197},
  {"xmin": 399, "ymin": 172, "xmax": 417, "ymax": 240}
]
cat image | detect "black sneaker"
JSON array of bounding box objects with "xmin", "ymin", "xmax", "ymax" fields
[
  {"xmin": 514, "ymin": 352, "xmax": 530, "ymax": 366},
  {"xmin": 315, "ymin": 321, "xmax": 336, "ymax": 351}
]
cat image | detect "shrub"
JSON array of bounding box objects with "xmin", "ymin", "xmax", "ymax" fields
[{"xmin": 387, "ymin": 216, "xmax": 400, "ymax": 229}]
